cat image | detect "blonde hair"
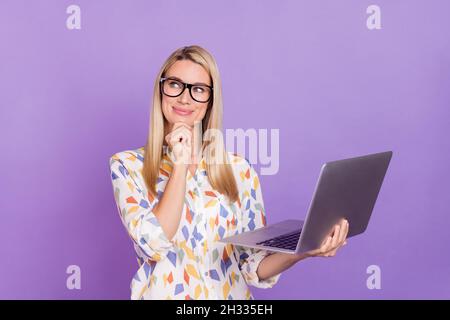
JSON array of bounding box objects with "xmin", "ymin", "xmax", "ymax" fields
[{"xmin": 142, "ymin": 45, "xmax": 239, "ymax": 203}]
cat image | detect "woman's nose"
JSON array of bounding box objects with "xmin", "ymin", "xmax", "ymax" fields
[{"xmin": 178, "ymin": 87, "xmax": 191, "ymax": 103}]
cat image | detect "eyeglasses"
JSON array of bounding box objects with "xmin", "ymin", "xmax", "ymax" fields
[{"xmin": 160, "ymin": 77, "xmax": 213, "ymax": 103}]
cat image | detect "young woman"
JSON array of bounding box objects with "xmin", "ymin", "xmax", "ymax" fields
[{"xmin": 109, "ymin": 45, "xmax": 349, "ymax": 300}]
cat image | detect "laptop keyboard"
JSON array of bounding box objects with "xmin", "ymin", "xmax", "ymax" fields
[{"xmin": 256, "ymin": 230, "xmax": 301, "ymax": 250}]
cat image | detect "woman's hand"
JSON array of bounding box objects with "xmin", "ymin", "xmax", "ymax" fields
[
  {"xmin": 257, "ymin": 219, "xmax": 349, "ymax": 280},
  {"xmin": 165, "ymin": 122, "xmax": 193, "ymax": 168},
  {"xmin": 296, "ymin": 219, "xmax": 349, "ymax": 260}
]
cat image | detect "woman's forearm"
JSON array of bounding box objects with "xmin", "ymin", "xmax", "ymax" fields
[
  {"xmin": 256, "ymin": 251, "xmax": 309, "ymax": 281},
  {"xmin": 152, "ymin": 165, "xmax": 187, "ymax": 241}
]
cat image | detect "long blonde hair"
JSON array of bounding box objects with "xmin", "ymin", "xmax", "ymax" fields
[{"xmin": 142, "ymin": 45, "xmax": 239, "ymax": 203}]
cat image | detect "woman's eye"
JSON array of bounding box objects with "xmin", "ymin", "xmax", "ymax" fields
[
  {"xmin": 193, "ymin": 86, "xmax": 205, "ymax": 93},
  {"xmin": 169, "ymin": 81, "xmax": 181, "ymax": 88}
]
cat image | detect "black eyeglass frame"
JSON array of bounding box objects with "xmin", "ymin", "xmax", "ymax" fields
[{"xmin": 159, "ymin": 77, "xmax": 214, "ymax": 103}]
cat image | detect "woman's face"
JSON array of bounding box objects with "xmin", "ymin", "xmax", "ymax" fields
[{"xmin": 161, "ymin": 60, "xmax": 211, "ymax": 130}]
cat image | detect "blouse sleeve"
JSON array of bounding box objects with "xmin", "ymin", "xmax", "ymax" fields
[
  {"xmin": 109, "ymin": 155, "xmax": 174, "ymax": 262},
  {"xmin": 235, "ymin": 160, "xmax": 282, "ymax": 289}
]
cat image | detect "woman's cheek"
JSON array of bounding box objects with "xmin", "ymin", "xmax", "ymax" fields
[
  {"xmin": 163, "ymin": 105, "xmax": 174, "ymax": 121},
  {"xmin": 194, "ymin": 106, "xmax": 207, "ymax": 122}
]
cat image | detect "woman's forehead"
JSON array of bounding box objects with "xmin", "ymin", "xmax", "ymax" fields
[{"xmin": 165, "ymin": 60, "xmax": 210, "ymax": 85}]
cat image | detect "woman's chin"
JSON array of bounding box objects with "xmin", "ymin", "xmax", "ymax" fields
[{"xmin": 168, "ymin": 116, "xmax": 194, "ymax": 126}]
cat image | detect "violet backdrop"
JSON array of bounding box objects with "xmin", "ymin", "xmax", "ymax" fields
[{"xmin": 1, "ymin": 0, "xmax": 449, "ymax": 299}]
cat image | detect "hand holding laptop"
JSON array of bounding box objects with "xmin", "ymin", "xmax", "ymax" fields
[
  {"xmin": 220, "ymin": 151, "xmax": 392, "ymax": 255},
  {"xmin": 296, "ymin": 218, "xmax": 349, "ymax": 260}
]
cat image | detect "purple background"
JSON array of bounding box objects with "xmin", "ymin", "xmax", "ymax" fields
[{"xmin": 1, "ymin": 0, "xmax": 449, "ymax": 299}]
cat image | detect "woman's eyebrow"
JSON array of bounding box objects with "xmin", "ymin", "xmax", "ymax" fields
[{"xmin": 167, "ymin": 76, "xmax": 210, "ymax": 86}]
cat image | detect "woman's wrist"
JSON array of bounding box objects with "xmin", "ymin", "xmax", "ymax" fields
[
  {"xmin": 172, "ymin": 164, "xmax": 188, "ymax": 177},
  {"xmin": 290, "ymin": 252, "xmax": 311, "ymax": 262}
]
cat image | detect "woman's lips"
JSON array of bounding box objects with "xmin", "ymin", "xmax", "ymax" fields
[{"xmin": 172, "ymin": 106, "xmax": 193, "ymax": 116}]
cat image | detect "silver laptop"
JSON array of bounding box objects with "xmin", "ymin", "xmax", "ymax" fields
[{"xmin": 219, "ymin": 151, "xmax": 393, "ymax": 254}]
